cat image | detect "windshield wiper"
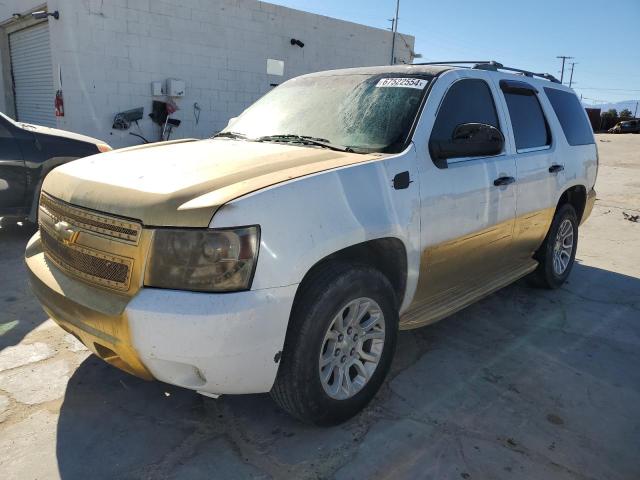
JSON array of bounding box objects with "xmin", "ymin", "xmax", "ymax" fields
[
  {"xmin": 212, "ymin": 131, "xmax": 247, "ymax": 139},
  {"xmin": 256, "ymin": 134, "xmax": 354, "ymax": 153}
]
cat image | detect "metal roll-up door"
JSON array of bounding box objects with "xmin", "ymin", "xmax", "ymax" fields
[{"xmin": 9, "ymin": 22, "xmax": 55, "ymax": 127}]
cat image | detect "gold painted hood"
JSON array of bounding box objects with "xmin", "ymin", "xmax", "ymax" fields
[{"xmin": 42, "ymin": 138, "xmax": 381, "ymax": 227}]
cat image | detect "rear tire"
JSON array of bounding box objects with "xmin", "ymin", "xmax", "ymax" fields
[
  {"xmin": 528, "ymin": 203, "xmax": 578, "ymax": 289},
  {"xmin": 271, "ymin": 263, "xmax": 398, "ymax": 426}
]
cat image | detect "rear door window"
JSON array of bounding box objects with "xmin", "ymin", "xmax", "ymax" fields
[
  {"xmin": 544, "ymin": 88, "xmax": 594, "ymax": 145},
  {"xmin": 502, "ymin": 86, "xmax": 550, "ymax": 151}
]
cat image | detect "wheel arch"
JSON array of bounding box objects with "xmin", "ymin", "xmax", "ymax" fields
[
  {"xmin": 293, "ymin": 237, "xmax": 409, "ymax": 312},
  {"xmin": 556, "ymin": 184, "xmax": 587, "ymax": 224}
]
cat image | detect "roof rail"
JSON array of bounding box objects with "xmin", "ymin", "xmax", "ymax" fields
[
  {"xmin": 412, "ymin": 60, "xmax": 561, "ymax": 84},
  {"xmin": 473, "ymin": 61, "xmax": 561, "ymax": 83},
  {"xmin": 413, "ymin": 61, "xmax": 494, "ymax": 66}
]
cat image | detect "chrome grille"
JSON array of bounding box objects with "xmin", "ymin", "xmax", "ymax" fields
[
  {"xmin": 40, "ymin": 227, "xmax": 132, "ymax": 290},
  {"xmin": 39, "ymin": 193, "xmax": 141, "ymax": 244},
  {"xmin": 37, "ymin": 193, "xmax": 140, "ymax": 292}
]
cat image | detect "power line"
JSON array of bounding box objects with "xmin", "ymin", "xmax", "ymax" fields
[
  {"xmin": 556, "ymin": 55, "xmax": 574, "ymax": 83},
  {"xmin": 573, "ymin": 87, "xmax": 640, "ymax": 92}
]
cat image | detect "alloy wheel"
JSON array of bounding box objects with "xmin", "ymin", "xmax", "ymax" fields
[
  {"xmin": 318, "ymin": 297, "xmax": 386, "ymax": 400},
  {"xmin": 552, "ymin": 218, "xmax": 574, "ymax": 275}
]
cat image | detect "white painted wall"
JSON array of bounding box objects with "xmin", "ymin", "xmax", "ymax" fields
[{"xmin": 0, "ymin": 0, "xmax": 414, "ymax": 148}]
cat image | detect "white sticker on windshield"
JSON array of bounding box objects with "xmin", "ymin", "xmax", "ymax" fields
[{"xmin": 375, "ymin": 78, "xmax": 428, "ymax": 89}]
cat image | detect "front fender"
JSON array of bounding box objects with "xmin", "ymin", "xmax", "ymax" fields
[{"xmin": 210, "ymin": 147, "xmax": 421, "ymax": 312}]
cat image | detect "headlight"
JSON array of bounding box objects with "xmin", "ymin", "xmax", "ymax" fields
[{"xmin": 144, "ymin": 226, "xmax": 259, "ymax": 292}]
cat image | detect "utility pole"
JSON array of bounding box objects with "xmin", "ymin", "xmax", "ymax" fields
[
  {"xmin": 556, "ymin": 55, "xmax": 574, "ymax": 84},
  {"xmin": 568, "ymin": 62, "xmax": 577, "ymax": 87},
  {"xmin": 634, "ymin": 101, "xmax": 638, "ymax": 118},
  {"xmin": 390, "ymin": 0, "xmax": 400, "ymax": 65}
]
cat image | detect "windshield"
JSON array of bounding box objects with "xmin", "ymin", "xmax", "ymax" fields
[{"xmin": 221, "ymin": 74, "xmax": 432, "ymax": 153}]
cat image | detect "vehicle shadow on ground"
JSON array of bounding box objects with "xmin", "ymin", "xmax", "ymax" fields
[
  {"xmin": 0, "ymin": 222, "xmax": 47, "ymax": 350},
  {"xmin": 55, "ymin": 263, "xmax": 640, "ymax": 479}
]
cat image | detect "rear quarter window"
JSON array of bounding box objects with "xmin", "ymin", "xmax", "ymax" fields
[{"xmin": 544, "ymin": 88, "xmax": 595, "ymax": 146}]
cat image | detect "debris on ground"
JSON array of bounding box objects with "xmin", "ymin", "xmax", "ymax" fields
[{"xmin": 622, "ymin": 212, "xmax": 639, "ymax": 222}]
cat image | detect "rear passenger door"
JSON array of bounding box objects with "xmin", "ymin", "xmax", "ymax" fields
[{"xmin": 495, "ymin": 79, "xmax": 557, "ymax": 262}]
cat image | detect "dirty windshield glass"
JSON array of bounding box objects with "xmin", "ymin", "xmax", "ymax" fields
[{"xmin": 222, "ymin": 74, "xmax": 431, "ymax": 153}]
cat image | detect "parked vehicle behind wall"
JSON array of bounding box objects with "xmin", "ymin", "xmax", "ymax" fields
[
  {"xmin": 608, "ymin": 119, "xmax": 640, "ymax": 134},
  {"xmin": 0, "ymin": 112, "xmax": 110, "ymax": 224}
]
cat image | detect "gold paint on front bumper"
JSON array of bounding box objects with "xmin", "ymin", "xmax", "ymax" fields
[
  {"xmin": 26, "ymin": 237, "xmax": 153, "ymax": 379},
  {"xmin": 27, "ymin": 194, "xmax": 156, "ymax": 380}
]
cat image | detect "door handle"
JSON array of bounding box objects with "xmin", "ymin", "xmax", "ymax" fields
[
  {"xmin": 549, "ymin": 164, "xmax": 564, "ymax": 173},
  {"xmin": 493, "ymin": 176, "xmax": 515, "ymax": 186}
]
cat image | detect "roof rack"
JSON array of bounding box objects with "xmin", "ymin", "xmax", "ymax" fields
[{"xmin": 412, "ymin": 60, "xmax": 561, "ymax": 84}]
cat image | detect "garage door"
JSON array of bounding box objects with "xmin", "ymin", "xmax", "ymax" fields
[{"xmin": 9, "ymin": 22, "xmax": 55, "ymax": 127}]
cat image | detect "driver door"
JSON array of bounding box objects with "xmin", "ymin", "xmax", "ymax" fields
[{"xmin": 403, "ymin": 70, "xmax": 519, "ymax": 328}]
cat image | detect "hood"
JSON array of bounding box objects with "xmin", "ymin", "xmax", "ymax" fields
[
  {"xmin": 42, "ymin": 138, "xmax": 381, "ymax": 227},
  {"xmin": 23, "ymin": 123, "xmax": 105, "ymax": 145},
  {"xmin": 0, "ymin": 112, "xmax": 106, "ymax": 145}
]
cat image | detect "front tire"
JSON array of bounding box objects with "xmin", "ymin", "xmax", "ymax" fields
[
  {"xmin": 529, "ymin": 203, "xmax": 578, "ymax": 289},
  {"xmin": 271, "ymin": 263, "xmax": 398, "ymax": 425}
]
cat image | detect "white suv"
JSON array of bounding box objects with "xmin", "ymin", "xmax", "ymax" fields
[{"xmin": 26, "ymin": 62, "xmax": 597, "ymax": 425}]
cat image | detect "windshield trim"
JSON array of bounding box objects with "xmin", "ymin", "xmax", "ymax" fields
[{"xmin": 398, "ymin": 70, "xmax": 450, "ymax": 153}]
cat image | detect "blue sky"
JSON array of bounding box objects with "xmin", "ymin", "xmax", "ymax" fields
[{"xmin": 271, "ymin": 0, "xmax": 640, "ymax": 106}]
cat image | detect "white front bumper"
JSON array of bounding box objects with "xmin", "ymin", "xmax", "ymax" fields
[{"xmin": 127, "ymin": 285, "xmax": 298, "ymax": 395}]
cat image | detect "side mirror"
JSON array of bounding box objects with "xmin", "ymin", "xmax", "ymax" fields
[
  {"xmin": 226, "ymin": 116, "xmax": 238, "ymax": 129},
  {"xmin": 429, "ymin": 123, "xmax": 504, "ymax": 167}
]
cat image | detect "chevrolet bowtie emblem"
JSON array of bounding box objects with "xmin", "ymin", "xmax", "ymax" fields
[{"xmin": 54, "ymin": 221, "xmax": 79, "ymax": 245}]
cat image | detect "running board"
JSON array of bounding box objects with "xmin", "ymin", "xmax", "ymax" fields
[{"xmin": 399, "ymin": 260, "xmax": 538, "ymax": 330}]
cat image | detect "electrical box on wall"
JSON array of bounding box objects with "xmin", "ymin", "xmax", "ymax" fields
[
  {"xmin": 166, "ymin": 79, "xmax": 185, "ymax": 97},
  {"xmin": 267, "ymin": 59, "xmax": 284, "ymax": 76},
  {"xmin": 151, "ymin": 81, "xmax": 163, "ymax": 96}
]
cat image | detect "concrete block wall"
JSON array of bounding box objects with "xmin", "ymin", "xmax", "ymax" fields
[{"xmin": 0, "ymin": 0, "xmax": 414, "ymax": 148}]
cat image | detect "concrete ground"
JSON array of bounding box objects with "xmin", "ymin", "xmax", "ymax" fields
[{"xmin": 0, "ymin": 134, "xmax": 638, "ymax": 480}]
